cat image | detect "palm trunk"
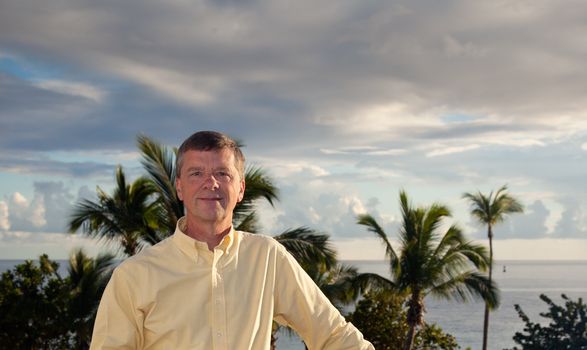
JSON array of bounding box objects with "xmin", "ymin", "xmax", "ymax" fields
[
  {"xmin": 403, "ymin": 323, "xmax": 417, "ymax": 350},
  {"xmin": 403, "ymin": 291, "xmax": 423, "ymax": 350},
  {"xmin": 482, "ymin": 225, "xmax": 493, "ymax": 350}
]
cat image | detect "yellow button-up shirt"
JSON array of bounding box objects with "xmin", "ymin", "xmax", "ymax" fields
[{"xmin": 90, "ymin": 218, "xmax": 374, "ymax": 349}]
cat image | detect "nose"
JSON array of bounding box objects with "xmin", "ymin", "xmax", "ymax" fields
[{"xmin": 202, "ymin": 173, "xmax": 219, "ymax": 190}]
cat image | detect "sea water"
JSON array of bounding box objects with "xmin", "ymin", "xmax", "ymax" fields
[{"xmin": 2, "ymin": 259, "xmax": 586, "ymax": 349}]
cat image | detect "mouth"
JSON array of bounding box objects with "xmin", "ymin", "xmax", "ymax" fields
[{"xmin": 198, "ymin": 197, "xmax": 222, "ymax": 201}]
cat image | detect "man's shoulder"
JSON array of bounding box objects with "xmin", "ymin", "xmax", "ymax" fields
[
  {"xmin": 238, "ymin": 231, "xmax": 276, "ymax": 242},
  {"xmin": 237, "ymin": 231, "xmax": 284, "ymax": 251},
  {"xmin": 115, "ymin": 236, "xmax": 175, "ymax": 273}
]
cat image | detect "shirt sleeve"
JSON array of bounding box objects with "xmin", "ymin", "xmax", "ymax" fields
[
  {"xmin": 273, "ymin": 244, "xmax": 374, "ymax": 350},
  {"xmin": 90, "ymin": 265, "xmax": 144, "ymax": 350}
]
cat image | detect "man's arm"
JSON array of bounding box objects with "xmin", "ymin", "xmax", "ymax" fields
[
  {"xmin": 272, "ymin": 244, "xmax": 374, "ymax": 350},
  {"xmin": 90, "ymin": 266, "xmax": 144, "ymax": 349}
]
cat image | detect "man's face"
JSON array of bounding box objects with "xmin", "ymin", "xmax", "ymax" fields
[{"xmin": 176, "ymin": 148, "xmax": 245, "ymax": 228}]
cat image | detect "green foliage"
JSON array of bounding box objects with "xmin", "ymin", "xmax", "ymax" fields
[
  {"xmin": 357, "ymin": 190, "xmax": 499, "ymax": 350},
  {"xmin": 348, "ymin": 291, "xmax": 460, "ymax": 350},
  {"xmin": 508, "ymin": 294, "xmax": 587, "ymax": 350},
  {"xmin": 0, "ymin": 252, "xmax": 115, "ymax": 350},
  {"xmin": 0, "ymin": 255, "xmax": 71, "ymax": 349},
  {"xmin": 68, "ymin": 165, "xmax": 162, "ymax": 256},
  {"xmin": 418, "ymin": 324, "xmax": 461, "ymax": 350}
]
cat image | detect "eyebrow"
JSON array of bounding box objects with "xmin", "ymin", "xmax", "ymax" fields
[
  {"xmin": 185, "ymin": 166, "xmax": 204, "ymax": 172},
  {"xmin": 184, "ymin": 166, "xmax": 233, "ymax": 173}
]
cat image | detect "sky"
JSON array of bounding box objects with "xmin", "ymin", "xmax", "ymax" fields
[{"xmin": 0, "ymin": 0, "xmax": 586, "ymax": 260}]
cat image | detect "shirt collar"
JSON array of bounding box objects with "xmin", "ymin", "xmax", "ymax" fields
[{"xmin": 172, "ymin": 217, "xmax": 236, "ymax": 261}]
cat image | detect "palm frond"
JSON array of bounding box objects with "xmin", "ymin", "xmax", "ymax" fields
[
  {"xmin": 356, "ymin": 213, "xmax": 398, "ymax": 264},
  {"xmin": 137, "ymin": 134, "xmax": 183, "ymax": 233},
  {"xmin": 274, "ymin": 227, "xmax": 337, "ymax": 271}
]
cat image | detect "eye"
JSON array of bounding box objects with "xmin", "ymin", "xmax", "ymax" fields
[
  {"xmin": 215, "ymin": 170, "xmax": 232, "ymax": 180},
  {"xmin": 189, "ymin": 170, "xmax": 203, "ymax": 177}
]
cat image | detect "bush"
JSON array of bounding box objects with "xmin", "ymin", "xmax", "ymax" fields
[
  {"xmin": 348, "ymin": 291, "xmax": 460, "ymax": 350},
  {"xmin": 0, "ymin": 255, "xmax": 71, "ymax": 349},
  {"xmin": 0, "ymin": 252, "xmax": 115, "ymax": 350},
  {"xmin": 508, "ymin": 294, "xmax": 587, "ymax": 350}
]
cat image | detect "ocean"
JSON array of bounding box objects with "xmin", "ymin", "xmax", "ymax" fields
[{"xmin": 2, "ymin": 259, "xmax": 586, "ymax": 350}]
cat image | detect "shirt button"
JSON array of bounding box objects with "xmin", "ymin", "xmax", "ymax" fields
[{"xmin": 217, "ymin": 332, "xmax": 222, "ymax": 337}]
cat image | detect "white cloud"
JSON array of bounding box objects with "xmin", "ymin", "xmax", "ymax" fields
[
  {"xmin": 6, "ymin": 191, "xmax": 45, "ymax": 230},
  {"xmin": 316, "ymin": 102, "xmax": 441, "ymax": 136},
  {"xmin": 104, "ymin": 57, "xmax": 220, "ymax": 106},
  {"xmin": 320, "ymin": 146, "xmax": 407, "ymax": 156},
  {"xmin": 269, "ymin": 161, "xmax": 330, "ymax": 179},
  {"xmin": 0, "ymin": 201, "xmax": 9, "ymax": 230},
  {"xmin": 33, "ymin": 80, "xmax": 106, "ymax": 102},
  {"xmin": 1, "ymin": 182, "xmax": 74, "ymax": 233},
  {"xmin": 581, "ymin": 143, "xmax": 587, "ymax": 151},
  {"xmin": 30, "ymin": 196, "xmax": 46, "ymax": 227},
  {"xmin": 11, "ymin": 192, "xmax": 28, "ymax": 207},
  {"xmin": 554, "ymin": 198, "xmax": 587, "ymax": 238},
  {"xmin": 426, "ymin": 144, "xmax": 480, "ymax": 157}
]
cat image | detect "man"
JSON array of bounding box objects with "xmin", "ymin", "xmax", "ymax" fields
[{"xmin": 90, "ymin": 131, "xmax": 374, "ymax": 349}]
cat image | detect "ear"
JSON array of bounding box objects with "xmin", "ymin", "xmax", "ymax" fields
[
  {"xmin": 237, "ymin": 179, "xmax": 245, "ymax": 203},
  {"xmin": 176, "ymin": 177, "xmax": 184, "ymax": 201}
]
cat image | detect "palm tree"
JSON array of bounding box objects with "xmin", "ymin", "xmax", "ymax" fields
[
  {"xmin": 357, "ymin": 190, "xmax": 500, "ymax": 350},
  {"xmin": 68, "ymin": 166, "xmax": 161, "ymax": 256},
  {"xmin": 462, "ymin": 185, "xmax": 523, "ymax": 350},
  {"xmin": 67, "ymin": 249, "xmax": 116, "ymax": 349}
]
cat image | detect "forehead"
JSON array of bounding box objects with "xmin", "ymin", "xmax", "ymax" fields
[{"xmin": 181, "ymin": 148, "xmax": 237, "ymax": 168}]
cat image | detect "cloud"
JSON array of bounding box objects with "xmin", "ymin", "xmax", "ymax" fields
[
  {"xmin": 256, "ymin": 159, "xmax": 402, "ymax": 239},
  {"xmin": 1, "ymin": 0, "xmax": 587, "ymax": 147},
  {"xmin": 33, "ymin": 79, "xmax": 106, "ymax": 102},
  {"xmin": 505, "ymin": 200, "xmax": 550, "ymax": 239},
  {"xmin": 321, "ymin": 146, "xmax": 407, "ymax": 156},
  {"xmin": 1, "ymin": 0, "xmax": 587, "ymax": 258},
  {"xmin": 2, "ymin": 182, "xmax": 74, "ymax": 233},
  {"xmin": 33, "ymin": 182, "xmax": 75, "ymax": 232},
  {"xmin": 553, "ymin": 197, "xmax": 587, "ymax": 238},
  {"xmin": 104, "ymin": 57, "xmax": 219, "ymax": 106},
  {"xmin": 0, "ymin": 201, "xmax": 9, "ymax": 230},
  {"xmin": 0, "ymin": 153, "xmax": 116, "ymax": 178},
  {"xmin": 5, "ymin": 192, "xmax": 40, "ymax": 232},
  {"xmin": 426, "ymin": 144, "xmax": 480, "ymax": 157}
]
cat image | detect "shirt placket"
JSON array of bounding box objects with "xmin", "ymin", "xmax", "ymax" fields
[{"xmin": 211, "ymin": 250, "xmax": 228, "ymax": 350}]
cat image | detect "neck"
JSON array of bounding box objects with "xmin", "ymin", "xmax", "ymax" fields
[{"xmin": 184, "ymin": 220, "xmax": 232, "ymax": 251}]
